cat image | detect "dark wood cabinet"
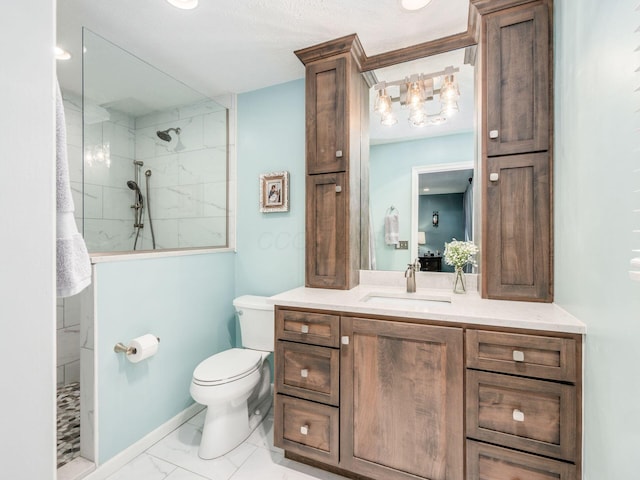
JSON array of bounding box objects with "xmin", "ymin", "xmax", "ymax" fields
[
  {"xmin": 340, "ymin": 317, "xmax": 464, "ymax": 480},
  {"xmin": 274, "ymin": 308, "xmax": 341, "ymax": 465},
  {"xmin": 419, "ymin": 255, "xmax": 443, "ymax": 272},
  {"xmin": 465, "ymin": 327, "xmax": 582, "ymax": 478},
  {"xmin": 485, "ymin": 2, "xmax": 550, "ymax": 156},
  {"xmin": 305, "ymin": 173, "xmax": 349, "ymax": 289},
  {"xmin": 484, "ymin": 152, "xmax": 551, "ymax": 300},
  {"xmin": 296, "ymin": 35, "xmax": 369, "ymax": 290},
  {"xmin": 306, "ymin": 58, "xmax": 347, "ymax": 175},
  {"xmin": 274, "ymin": 307, "xmax": 582, "ymax": 480},
  {"xmin": 479, "ymin": 0, "xmax": 553, "ymax": 301}
]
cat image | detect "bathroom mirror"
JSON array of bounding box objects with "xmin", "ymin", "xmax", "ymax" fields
[{"xmin": 367, "ymin": 46, "xmax": 476, "ymax": 272}]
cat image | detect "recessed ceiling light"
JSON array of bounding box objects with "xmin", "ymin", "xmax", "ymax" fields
[
  {"xmin": 401, "ymin": 0, "xmax": 433, "ymax": 11},
  {"xmin": 55, "ymin": 46, "xmax": 71, "ymax": 60},
  {"xmin": 166, "ymin": 0, "xmax": 198, "ymax": 9}
]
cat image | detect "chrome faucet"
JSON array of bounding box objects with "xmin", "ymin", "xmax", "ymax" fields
[{"xmin": 405, "ymin": 262, "xmax": 417, "ymax": 293}]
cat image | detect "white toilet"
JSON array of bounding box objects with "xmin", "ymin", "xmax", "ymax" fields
[{"xmin": 189, "ymin": 295, "xmax": 274, "ymax": 459}]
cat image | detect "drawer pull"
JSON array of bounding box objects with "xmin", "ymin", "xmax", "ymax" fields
[
  {"xmin": 300, "ymin": 424, "xmax": 309, "ymax": 435},
  {"xmin": 513, "ymin": 409, "xmax": 525, "ymax": 422},
  {"xmin": 336, "ymin": 150, "xmax": 343, "ymax": 157},
  {"xmin": 489, "ymin": 129, "xmax": 499, "ymax": 139},
  {"xmin": 512, "ymin": 350, "xmax": 525, "ymax": 362},
  {"xmin": 300, "ymin": 368, "xmax": 309, "ymax": 378},
  {"xmin": 300, "ymin": 324, "xmax": 309, "ymax": 334},
  {"xmin": 341, "ymin": 336, "xmax": 350, "ymax": 345}
]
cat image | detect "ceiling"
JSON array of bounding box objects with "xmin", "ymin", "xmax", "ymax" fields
[
  {"xmin": 419, "ymin": 168, "xmax": 474, "ymax": 195},
  {"xmin": 56, "ymin": 0, "xmax": 473, "ymax": 142}
]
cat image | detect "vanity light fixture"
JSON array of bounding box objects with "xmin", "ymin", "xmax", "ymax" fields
[
  {"xmin": 374, "ymin": 88, "xmax": 392, "ymax": 115},
  {"xmin": 166, "ymin": 0, "xmax": 198, "ymax": 9},
  {"xmin": 432, "ymin": 211, "xmax": 439, "ymax": 228},
  {"xmin": 373, "ymin": 66, "xmax": 460, "ymax": 128},
  {"xmin": 401, "ymin": 0, "xmax": 433, "ymax": 11},
  {"xmin": 381, "ymin": 111, "xmax": 398, "ymax": 126},
  {"xmin": 55, "ymin": 46, "xmax": 71, "ymax": 60}
]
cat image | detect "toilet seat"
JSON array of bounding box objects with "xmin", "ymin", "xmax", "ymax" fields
[{"xmin": 193, "ymin": 348, "xmax": 262, "ymax": 386}]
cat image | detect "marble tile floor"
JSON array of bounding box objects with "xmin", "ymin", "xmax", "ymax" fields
[{"xmin": 105, "ymin": 406, "xmax": 349, "ymax": 480}]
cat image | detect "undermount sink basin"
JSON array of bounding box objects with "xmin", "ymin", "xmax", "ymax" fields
[{"xmin": 360, "ymin": 292, "xmax": 452, "ymax": 308}]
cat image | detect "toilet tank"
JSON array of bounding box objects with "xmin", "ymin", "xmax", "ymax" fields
[{"xmin": 233, "ymin": 295, "xmax": 274, "ymax": 351}]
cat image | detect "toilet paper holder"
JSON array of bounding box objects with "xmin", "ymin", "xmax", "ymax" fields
[{"xmin": 114, "ymin": 337, "xmax": 160, "ymax": 356}]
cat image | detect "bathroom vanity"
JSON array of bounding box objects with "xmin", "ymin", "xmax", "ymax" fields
[
  {"xmin": 271, "ymin": 283, "xmax": 584, "ymax": 480},
  {"xmin": 280, "ymin": 0, "xmax": 572, "ymax": 478}
]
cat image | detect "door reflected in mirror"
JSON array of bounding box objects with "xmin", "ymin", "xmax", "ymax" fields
[
  {"xmin": 412, "ymin": 163, "xmax": 474, "ymax": 273},
  {"xmin": 368, "ymin": 46, "xmax": 476, "ymax": 272}
]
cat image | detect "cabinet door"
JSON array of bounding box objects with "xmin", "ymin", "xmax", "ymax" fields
[
  {"xmin": 484, "ymin": 152, "xmax": 551, "ymax": 301},
  {"xmin": 306, "ymin": 57, "xmax": 347, "ymax": 174},
  {"xmin": 306, "ymin": 173, "xmax": 347, "ymax": 288},
  {"xmin": 341, "ymin": 317, "xmax": 464, "ymax": 480},
  {"xmin": 485, "ymin": 2, "xmax": 550, "ymax": 156}
]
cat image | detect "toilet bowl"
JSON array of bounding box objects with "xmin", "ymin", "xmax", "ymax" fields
[{"xmin": 189, "ymin": 295, "xmax": 274, "ymax": 459}]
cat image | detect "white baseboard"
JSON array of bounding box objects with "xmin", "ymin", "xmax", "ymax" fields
[{"xmin": 82, "ymin": 403, "xmax": 205, "ymax": 480}]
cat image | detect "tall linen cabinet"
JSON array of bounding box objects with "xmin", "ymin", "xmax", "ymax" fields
[
  {"xmin": 475, "ymin": 0, "xmax": 554, "ymax": 301},
  {"xmin": 295, "ymin": 35, "xmax": 370, "ymax": 290}
]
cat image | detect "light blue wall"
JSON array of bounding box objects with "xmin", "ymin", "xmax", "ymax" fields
[
  {"xmin": 93, "ymin": 79, "xmax": 307, "ymax": 464},
  {"xmin": 555, "ymin": 1, "xmax": 640, "ymax": 478},
  {"xmin": 236, "ymin": 79, "xmax": 306, "ymax": 296},
  {"xmin": 370, "ymin": 132, "xmax": 473, "ymax": 271},
  {"xmin": 96, "ymin": 253, "xmax": 236, "ymax": 463}
]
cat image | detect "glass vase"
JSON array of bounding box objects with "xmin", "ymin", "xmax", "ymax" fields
[{"xmin": 453, "ymin": 267, "xmax": 466, "ymax": 294}]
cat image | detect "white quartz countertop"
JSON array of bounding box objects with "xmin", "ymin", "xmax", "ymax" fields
[{"xmin": 269, "ymin": 284, "xmax": 586, "ymax": 334}]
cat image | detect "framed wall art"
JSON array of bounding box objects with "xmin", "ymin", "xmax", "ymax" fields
[{"xmin": 259, "ymin": 171, "xmax": 289, "ymax": 213}]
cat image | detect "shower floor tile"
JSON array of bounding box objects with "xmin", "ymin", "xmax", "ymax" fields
[{"xmin": 57, "ymin": 382, "xmax": 81, "ymax": 469}]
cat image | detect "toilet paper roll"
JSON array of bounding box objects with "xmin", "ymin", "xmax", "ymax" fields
[{"xmin": 127, "ymin": 334, "xmax": 159, "ymax": 363}]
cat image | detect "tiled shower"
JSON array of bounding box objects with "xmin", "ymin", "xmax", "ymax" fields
[{"xmin": 56, "ymin": 29, "xmax": 231, "ymax": 471}]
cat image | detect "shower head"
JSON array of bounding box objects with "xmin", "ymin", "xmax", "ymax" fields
[
  {"xmin": 156, "ymin": 127, "xmax": 181, "ymax": 142},
  {"xmin": 126, "ymin": 180, "xmax": 143, "ymax": 204}
]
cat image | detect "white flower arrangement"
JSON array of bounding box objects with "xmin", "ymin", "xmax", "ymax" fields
[{"xmin": 444, "ymin": 239, "xmax": 479, "ymax": 271}]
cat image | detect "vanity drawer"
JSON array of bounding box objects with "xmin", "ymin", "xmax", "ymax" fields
[
  {"xmin": 276, "ymin": 341, "xmax": 339, "ymax": 405},
  {"xmin": 466, "ymin": 329, "xmax": 577, "ymax": 383},
  {"xmin": 467, "ymin": 440, "xmax": 576, "ymax": 480},
  {"xmin": 276, "ymin": 308, "xmax": 340, "ymax": 347},
  {"xmin": 466, "ymin": 370, "xmax": 577, "ymax": 461},
  {"xmin": 274, "ymin": 394, "xmax": 339, "ymax": 466}
]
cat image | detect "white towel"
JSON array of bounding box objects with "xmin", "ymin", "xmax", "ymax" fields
[
  {"xmin": 384, "ymin": 209, "xmax": 399, "ymax": 246},
  {"xmin": 56, "ymin": 81, "xmax": 91, "ymax": 298}
]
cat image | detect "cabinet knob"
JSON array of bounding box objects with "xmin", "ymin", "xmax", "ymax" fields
[
  {"xmin": 300, "ymin": 324, "xmax": 309, "ymax": 334},
  {"xmin": 489, "ymin": 129, "xmax": 499, "ymax": 139},
  {"xmin": 336, "ymin": 150, "xmax": 343, "ymax": 157},
  {"xmin": 512, "ymin": 350, "xmax": 525, "ymax": 362},
  {"xmin": 300, "ymin": 424, "xmax": 309, "ymax": 435},
  {"xmin": 513, "ymin": 409, "xmax": 525, "ymax": 422},
  {"xmin": 335, "ymin": 185, "xmax": 342, "ymax": 193},
  {"xmin": 489, "ymin": 173, "xmax": 499, "ymax": 182},
  {"xmin": 341, "ymin": 336, "xmax": 350, "ymax": 345},
  {"xmin": 300, "ymin": 368, "xmax": 309, "ymax": 378}
]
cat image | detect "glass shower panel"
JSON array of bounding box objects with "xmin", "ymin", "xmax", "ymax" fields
[{"xmin": 82, "ymin": 29, "xmax": 228, "ymax": 253}]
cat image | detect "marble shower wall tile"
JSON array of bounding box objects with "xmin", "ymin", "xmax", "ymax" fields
[{"xmin": 63, "ymin": 87, "xmax": 231, "ymax": 253}]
